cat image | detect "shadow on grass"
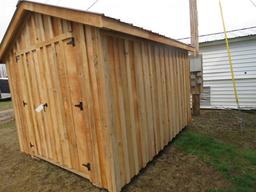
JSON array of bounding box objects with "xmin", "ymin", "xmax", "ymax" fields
[{"xmin": 174, "ymin": 130, "xmax": 256, "ymax": 192}]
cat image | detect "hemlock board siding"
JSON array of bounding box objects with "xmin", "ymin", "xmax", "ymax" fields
[{"xmin": 0, "ymin": 2, "xmax": 192, "ymax": 192}]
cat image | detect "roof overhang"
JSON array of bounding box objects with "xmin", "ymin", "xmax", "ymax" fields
[{"xmin": 0, "ymin": 0, "xmax": 195, "ymax": 62}]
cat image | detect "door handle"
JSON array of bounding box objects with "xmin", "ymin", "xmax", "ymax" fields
[
  {"xmin": 74, "ymin": 101, "xmax": 83, "ymax": 111},
  {"xmin": 35, "ymin": 103, "xmax": 48, "ymax": 113}
]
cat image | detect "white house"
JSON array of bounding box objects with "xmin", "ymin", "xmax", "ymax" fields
[{"xmin": 181, "ymin": 27, "xmax": 256, "ymax": 109}]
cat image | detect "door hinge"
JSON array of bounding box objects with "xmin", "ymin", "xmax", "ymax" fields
[
  {"xmin": 82, "ymin": 163, "xmax": 91, "ymax": 171},
  {"xmin": 23, "ymin": 101, "xmax": 27, "ymax": 107},
  {"xmin": 67, "ymin": 37, "xmax": 75, "ymax": 46},
  {"xmin": 30, "ymin": 142, "xmax": 34, "ymax": 148},
  {"xmin": 74, "ymin": 101, "xmax": 83, "ymax": 111}
]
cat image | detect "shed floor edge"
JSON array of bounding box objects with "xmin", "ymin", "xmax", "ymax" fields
[
  {"xmin": 25, "ymin": 124, "xmax": 189, "ymax": 192},
  {"xmin": 32, "ymin": 154, "xmax": 107, "ymax": 191}
]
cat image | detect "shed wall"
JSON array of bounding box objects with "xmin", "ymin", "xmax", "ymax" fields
[
  {"xmin": 4, "ymin": 12, "xmax": 191, "ymax": 192},
  {"xmin": 200, "ymin": 39, "xmax": 256, "ymax": 109},
  {"xmin": 101, "ymin": 32, "xmax": 191, "ymax": 190},
  {"xmin": 5, "ymin": 13, "xmax": 114, "ymax": 190}
]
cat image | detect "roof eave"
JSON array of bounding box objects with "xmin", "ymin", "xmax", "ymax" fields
[
  {"xmin": 0, "ymin": 3, "xmax": 28, "ymax": 62},
  {"xmin": 0, "ymin": 1, "xmax": 194, "ymax": 62}
]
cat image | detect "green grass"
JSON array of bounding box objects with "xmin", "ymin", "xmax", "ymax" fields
[
  {"xmin": 174, "ymin": 130, "xmax": 256, "ymax": 192},
  {"xmin": 0, "ymin": 100, "xmax": 12, "ymax": 111},
  {"xmin": 0, "ymin": 120, "xmax": 16, "ymax": 129}
]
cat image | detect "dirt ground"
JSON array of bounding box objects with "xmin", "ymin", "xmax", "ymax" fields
[
  {"xmin": 0, "ymin": 109, "xmax": 255, "ymax": 192},
  {"xmin": 190, "ymin": 109, "xmax": 256, "ymax": 150}
]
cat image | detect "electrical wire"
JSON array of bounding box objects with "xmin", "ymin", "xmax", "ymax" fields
[
  {"xmin": 249, "ymin": 0, "xmax": 256, "ymax": 8},
  {"xmin": 86, "ymin": 0, "xmax": 99, "ymax": 11},
  {"xmin": 178, "ymin": 26, "xmax": 256, "ymax": 41}
]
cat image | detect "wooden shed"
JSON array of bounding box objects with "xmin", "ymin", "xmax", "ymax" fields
[{"xmin": 0, "ymin": 1, "xmax": 193, "ymax": 191}]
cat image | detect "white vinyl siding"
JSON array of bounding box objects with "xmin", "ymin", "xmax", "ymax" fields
[{"xmin": 200, "ymin": 38, "xmax": 256, "ymax": 109}]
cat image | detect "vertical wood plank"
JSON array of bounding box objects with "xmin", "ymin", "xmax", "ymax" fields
[
  {"xmin": 148, "ymin": 44, "xmax": 157, "ymax": 155},
  {"xmin": 55, "ymin": 40, "xmax": 80, "ymax": 170},
  {"xmin": 167, "ymin": 48, "xmax": 176, "ymax": 140},
  {"xmin": 21, "ymin": 53, "xmax": 39, "ymax": 156},
  {"xmin": 164, "ymin": 47, "xmax": 172, "ymax": 141},
  {"xmin": 141, "ymin": 41, "xmax": 153, "ymax": 161},
  {"xmin": 51, "ymin": 42, "xmax": 72, "ymax": 167},
  {"xmin": 34, "ymin": 13, "xmax": 57, "ymax": 160},
  {"xmin": 133, "ymin": 41, "xmax": 145, "ymax": 167},
  {"xmin": 77, "ymin": 24, "xmax": 100, "ymax": 183},
  {"xmin": 105, "ymin": 36, "xmax": 125, "ymax": 186},
  {"xmin": 154, "ymin": 46, "xmax": 163, "ymax": 151},
  {"xmin": 171, "ymin": 50, "xmax": 179, "ymax": 136},
  {"xmin": 116, "ymin": 38, "xmax": 131, "ymax": 182},
  {"xmin": 100, "ymin": 35, "xmax": 121, "ymax": 191},
  {"xmin": 160, "ymin": 47, "xmax": 169, "ymax": 144},
  {"xmin": 17, "ymin": 54, "xmax": 34, "ymax": 155},
  {"xmin": 6, "ymin": 52, "xmax": 28, "ymax": 153},
  {"xmin": 124, "ymin": 39, "xmax": 140, "ymax": 174}
]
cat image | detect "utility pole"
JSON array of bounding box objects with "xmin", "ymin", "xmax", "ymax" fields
[{"xmin": 189, "ymin": 0, "xmax": 202, "ymax": 116}]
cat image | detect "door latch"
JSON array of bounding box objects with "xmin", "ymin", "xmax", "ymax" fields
[{"xmin": 74, "ymin": 101, "xmax": 83, "ymax": 111}]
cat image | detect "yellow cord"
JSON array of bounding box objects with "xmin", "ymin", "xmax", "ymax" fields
[{"xmin": 219, "ymin": 0, "xmax": 240, "ymax": 108}]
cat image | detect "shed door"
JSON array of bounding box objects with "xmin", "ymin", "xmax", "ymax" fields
[{"xmin": 15, "ymin": 33, "xmax": 93, "ymax": 178}]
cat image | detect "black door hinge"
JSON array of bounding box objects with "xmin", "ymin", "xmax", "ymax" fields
[
  {"xmin": 67, "ymin": 37, "xmax": 75, "ymax": 46},
  {"xmin": 30, "ymin": 142, "xmax": 34, "ymax": 148},
  {"xmin": 74, "ymin": 101, "xmax": 83, "ymax": 111},
  {"xmin": 23, "ymin": 101, "xmax": 27, "ymax": 107},
  {"xmin": 82, "ymin": 163, "xmax": 91, "ymax": 171}
]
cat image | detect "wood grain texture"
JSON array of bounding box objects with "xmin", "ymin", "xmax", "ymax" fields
[
  {"xmin": 4, "ymin": 12, "xmax": 191, "ymax": 192},
  {"xmin": 100, "ymin": 31, "xmax": 191, "ymax": 191}
]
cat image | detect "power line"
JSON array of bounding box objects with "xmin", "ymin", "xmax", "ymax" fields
[
  {"xmin": 86, "ymin": 0, "xmax": 99, "ymax": 11},
  {"xmin": 249, "ymin": 0, "xmax": 256, "ymax": 8},
  {"xmin": 178, "ymin": 26, "xmax": 256, "ymax": 40}
]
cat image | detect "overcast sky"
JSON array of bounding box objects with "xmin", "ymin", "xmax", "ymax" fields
[{"xmin": 0, "ymin": 0, "xmax": 256, "ymax": 42}]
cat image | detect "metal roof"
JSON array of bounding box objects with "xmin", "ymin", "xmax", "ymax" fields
[
  {"xmin": 178, "ymin": 26, "xmax": 256, "ymax": 44},
  {"xmin": 0, "ymin": 0, "xmax": 194, "ymax": 61}
]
